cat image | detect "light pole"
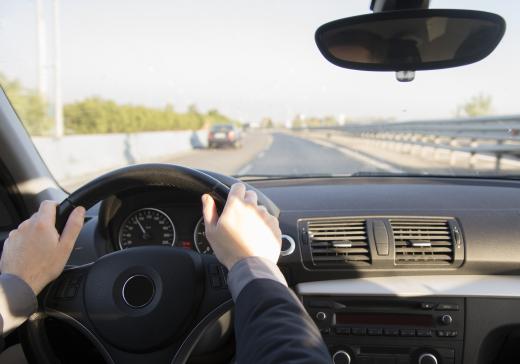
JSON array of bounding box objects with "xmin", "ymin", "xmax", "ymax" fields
[
  {"xmin": 35, "ymin": 0, "xmax": 46, "ymax": 98},
  {"xmin": 53, "ymin": 0, "xmax": 63, "ymax": 138}
]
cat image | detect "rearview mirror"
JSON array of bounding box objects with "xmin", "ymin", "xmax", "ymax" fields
[{"xmin": 315, "ymin": 9, "xmax": 506, "ymax": 73}]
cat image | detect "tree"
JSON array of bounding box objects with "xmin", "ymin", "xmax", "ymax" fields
[
  {"xmin": 1, "ymin": 74, "xmax": 238, "ymax": 135},
  {"xmin": 456, "ymin": 93, "xmax": 493, "ymax": 117},
  {"xmin": 0, "ymin": 73, "xmax": 52, "ymax": 135}
]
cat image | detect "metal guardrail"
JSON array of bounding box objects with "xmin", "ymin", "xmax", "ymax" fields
[{"xmin": 311, "ymin": 114, "xmax": 520, "ymax": 171}]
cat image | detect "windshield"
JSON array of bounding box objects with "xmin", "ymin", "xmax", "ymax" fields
[{"xmin": 1, "ymin": 1, "xmax": 519, "ymax": 190}]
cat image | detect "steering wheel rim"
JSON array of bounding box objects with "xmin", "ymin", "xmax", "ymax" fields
[{"xmin": 21, "ymin": 163, "xmax": 278, "ymax": 364}]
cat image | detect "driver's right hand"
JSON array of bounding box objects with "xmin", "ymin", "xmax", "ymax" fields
[{"xmin": 201, "ymin": 183, "xmax": 282, "ymax": 270}]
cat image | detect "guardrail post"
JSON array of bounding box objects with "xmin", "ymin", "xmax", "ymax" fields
[
  {"xmin": 495, "ymin": 153, "xmax": 502, "ymax": 172},
  {"xmin": 469, "ymin": 152, "xmax": 478, "ymax": 169}
]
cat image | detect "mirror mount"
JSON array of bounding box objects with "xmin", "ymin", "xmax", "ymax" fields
[
  {"xmin": 395, "ymin": 70, "xmax": 415, "ymax": 82},
  {"xmin": 370, "ymin": 0, "xmax": 430, "ymax": 13}
]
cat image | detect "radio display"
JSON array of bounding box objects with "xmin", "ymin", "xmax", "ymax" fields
[{"xmin": 335, "ymin": 313, "xmax": 433, "ymax": 327}]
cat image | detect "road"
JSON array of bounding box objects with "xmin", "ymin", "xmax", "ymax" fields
[
  {"xmin": 167, "ymin": 131, "xmax": 391, "ymax": 176},
  {"xmin": 61, "ymin": 131, "xmax": 390, "ymax": 190},
  {"xmin": 236, "ymin": 132, "xmax": 387, "ymax": 175}
]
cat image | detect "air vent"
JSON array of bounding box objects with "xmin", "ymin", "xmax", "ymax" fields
[
  {"xmin": 307, "ymin": 218, "xmax": 370, "ymax": 266},
  {"xmin": 391, "ymin": 218, "xmax": 456, "ymax": 265}
]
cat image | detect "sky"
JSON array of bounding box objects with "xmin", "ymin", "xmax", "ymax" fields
[{"xmin": 0, "ymin": 0, "xmax": 519, "ymax": 123}]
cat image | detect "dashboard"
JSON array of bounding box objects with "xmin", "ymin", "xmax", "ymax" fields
[{"xmin": 69, "ymin": 175, "xmax": 520, "ymax": 364}]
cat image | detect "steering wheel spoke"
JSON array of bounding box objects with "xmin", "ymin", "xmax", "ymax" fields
[
  {"xmin": 42, "ymin": 263, "xmax": 92, "ymax": 326},
  {"xmin": 197, "ymin": 254, "xmax": 232, "ymax": 317}
]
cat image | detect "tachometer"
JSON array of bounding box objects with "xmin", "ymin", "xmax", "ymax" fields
[
  {"xmin": 193, "ymin": 217, "xmax": 213, "ymax": 254},
  {"xmin": 118, "ymin": 208, "xmax": 176, "ymax": 249}
]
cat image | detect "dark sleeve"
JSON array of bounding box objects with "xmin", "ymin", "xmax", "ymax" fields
[
  {"xmin": 234, "ymin": 278, "xmax": 331, "ymax": 364},
  {"xmin": 0, "ymin": 273, "xmax": 37, "ymax": 336}
]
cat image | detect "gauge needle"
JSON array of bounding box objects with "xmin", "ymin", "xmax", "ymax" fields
[{"xmin": 135, "ymin": 217, "xmax": 147, "ymax": 235}]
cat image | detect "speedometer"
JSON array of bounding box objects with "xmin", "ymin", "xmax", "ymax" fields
[
  {"xmin": 193, "ymin": 217, "xmax": 213, "ymax": 254},
  {"xmin": 118, "ymin": 208, "xmax": 176, "ymax": 249}
]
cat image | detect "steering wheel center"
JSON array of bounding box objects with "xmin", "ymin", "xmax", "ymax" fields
[
  {"xmin": 84, "ymin": 246, "xmax": 203, "ymax": 352},
  {"xmin": 122, "ymin": 274, "xmax": 155, "ymax": 308}
]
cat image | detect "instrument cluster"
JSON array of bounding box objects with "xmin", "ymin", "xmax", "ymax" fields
[
  {"xmin": 104, "ymin": 188, "xmax": 213, "ymax": 254},
  {"xmin": 118, "ymin": 207, "xmax": 212, "ymax": 254}
]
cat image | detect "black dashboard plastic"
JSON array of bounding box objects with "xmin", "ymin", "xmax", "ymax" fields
[
  {"xmin": 245, "ymin": 176, "xmax": 520, "ymax": 283},
  {"xmin": 64, "ymin": 174, "xmax": 520, "ymax": 364}
]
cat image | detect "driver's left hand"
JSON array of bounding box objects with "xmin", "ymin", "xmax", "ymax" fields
[{"xmin": 0, "ymin": 201, "xmax": 85, "ymax": 295}]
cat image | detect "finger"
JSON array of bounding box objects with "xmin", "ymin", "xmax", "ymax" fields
[
  {"xmin": 58, "ymin": 206, "xmax": 85, "ymax": 255},
  {"xmin": 202, "ymin": 194, "xmax": 219, "ymax": 228},
  {"xmin": 257, "ymin": 205, "xmax": 268, "ymax": 215},
  {"xmin": 268, "ymin": 214, "xmax": 280, "ymax": 227},
  {"xmin": 228, "ymin": 183, "xmax": 246, "ymax": 202},
  {"xmin": 244, "ymin": 190, "xmax": 258, "ymax": 206},
  {"xmin": 36, "ymin": 200, "xmax": 58, "ymax": 226},
  {"xmin": 17, "ymin": 219, "xmax": 31, "ymax": 231},
  {"xmin": 8, "ymin": 229, "xmax": 18, "ymax": 240}
]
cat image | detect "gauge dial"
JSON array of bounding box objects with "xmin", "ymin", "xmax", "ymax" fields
[
  {"xmin": 118, "ymin": 208, "xmax": 176, "ymax": 249},
  {"xmin": 193, "ymin": 217, "xmax": 213, "ymax": 254}
]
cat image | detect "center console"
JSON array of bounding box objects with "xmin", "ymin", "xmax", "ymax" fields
[{"xmin": 302, "ymin": 296, "xmax": 464, "ymax": 364}]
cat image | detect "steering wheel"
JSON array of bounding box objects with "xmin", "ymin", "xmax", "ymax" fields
[{"xmin": 20, "ymin": 164, "xmax": 279, "ymax": 364}]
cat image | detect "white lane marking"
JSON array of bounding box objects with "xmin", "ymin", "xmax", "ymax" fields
[
  {"xmin": 234, "ymin": 132, "xmax": 274, "ymax": 175},
  {"xmin": 237, "ymin": 164, "xmax": 252, "ymax": 175},
  {"xmin": 310, "ymin": 139, "xmax": 404, "ymax": 173}
]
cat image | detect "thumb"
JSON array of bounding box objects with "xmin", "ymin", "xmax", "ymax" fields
[
  {"xmin": 202, "ymin": 194, "xmax": 219, "ymax": 228},
  {"xmin": 58, "ymin": 206, "xmax": 85, "ymax": 256}
]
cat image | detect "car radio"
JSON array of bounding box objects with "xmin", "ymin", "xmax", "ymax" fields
[{"xmin": 302, "ymin": 296, "xmax": 464, "ymax": 364}]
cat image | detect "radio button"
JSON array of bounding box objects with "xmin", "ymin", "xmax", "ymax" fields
[
  {"xmin": 440, "ymin": 314, "xmax": 453, "ymax": 325},
  {"xmin": 320, "ymin": 328, "xmax": 331, "ymax": 335},
  {"xmin": 332, "ymin": 350, "xmax": 351, "ymax": 364},
  {"xmin": 400, "ymin": 329, "xmax": 416, "ymax": 337},
  {"xmin": 416, "ymin": 329, "xmax": 433, "ymax": 337},
  {"xmin": 367, "ymin": 328, "xmax": 383, "ymax": 336},
  {"xmin": 335, "ymin": 327, "xmax": 351, "ymax": 335},
  {"xmin": 445, "ymin": 330, "xmax": 458, "ymax": 337},
  {"xmin": 437, "ymin": 330, "xmax": 451, "ymax": 337},
  {"xmin": 418, "ymin": 353, "xmax": 438, "ymax": 364},
  {"xmin": 420, "ymin": 302, "xmax": 435, "ymax": 310},
  {"xmin": 315, "ymin": 311, "xmax": 327, "ymax": 321},
  {"xmin": 436, "ymin": 303, "xmax": 459, "ymax": 311},
  {"xmin": 383, "ymin": 328, "xmax": 400, "ymax": 336},
  {"xmin": 351, "ymin": 327, "xmax": 367, "ymax": 336}
]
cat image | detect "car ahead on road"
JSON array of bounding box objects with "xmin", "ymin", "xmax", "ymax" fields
[
  {"xmin": 208, "ymin": 124, "xmax": 242, "ymax": 149},
  {"xmin": 0, "ymin": 1, "xmax": 519, "ymax": 364}
]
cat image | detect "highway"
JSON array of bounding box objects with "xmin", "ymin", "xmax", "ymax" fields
[
  {"xmin": 167, "ymin": 131, "xmax": 389, "ymax": 176},
  {"xmin": 61, "ymin": 131, "xmax": 390, "ymax": 191}
]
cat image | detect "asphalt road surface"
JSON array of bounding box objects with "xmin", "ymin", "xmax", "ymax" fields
[
  {"xmin": 168, "ymin": 131, "xmax": 389, "ymax": 176},
  {"xmin": 236, "ymin": 132, "xmax": 386, "ymax": 176},
  {"xmin": 61, "ymin": 131, "xmax": 388, "ymax": 190}
]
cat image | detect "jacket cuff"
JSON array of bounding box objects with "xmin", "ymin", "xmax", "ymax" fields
[
  {"xmin": 0, "ymin": 273, "xmax": 38, "ymax": 335},
  {"xmin": 227, "ymin": 256, "xmax": 287, "ymax": 301}
]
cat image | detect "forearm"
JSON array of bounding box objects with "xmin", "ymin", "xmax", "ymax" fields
[
  {"xmin": 228, "ymin": 257, "xmax": 331, "ymax": 364},
  {"xmin": 0, "ymin": 273, "xmax": 37, "ymax": 335}
]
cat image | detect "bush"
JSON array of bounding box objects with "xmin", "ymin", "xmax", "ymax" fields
[{"xmin": 0, "ymin": 73, "xmax": 237, "ymax": 135}]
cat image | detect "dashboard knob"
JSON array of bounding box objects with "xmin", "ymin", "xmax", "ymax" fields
[
  {"xmin": 440, "ymin": 314, "xmax": 453, "ymax": 325},
  {"xmin": 332, "ymin": 350, "xmax": 351, "ymax": 364},
  {"xmin": 315, "ymin": 311, "xmax": 327, "ymax": 321},
  {"xmin": 418, "ymin": 353, "xmax": 438, "ymax": 364}
]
